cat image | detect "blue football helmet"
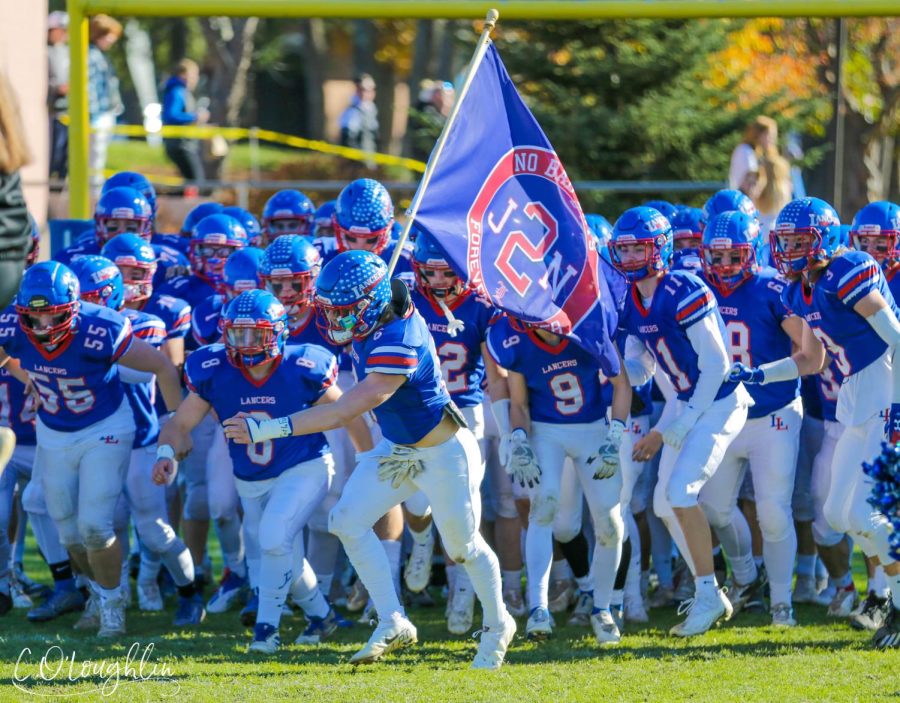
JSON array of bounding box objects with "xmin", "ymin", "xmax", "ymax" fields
[
  {"xmin": 700, "ymin": 211, "xmax": 761, "ymax": 292},
  {"xmin": 334, "ymin": 178, "xmax": 394, "ymax": 255},
  {"xmin": 221, "ymin": 289, "xmax": 288, "ymax": 370},
  {"xmin": 585, "ymin": 213, "xmax": 614, "ymax": 265},
  {"xmin": 16, "ymin": 261, "xmax": 81, "ymax": 347},
  {"xmin": 313, "ymin": 200, "xmax": 337, "ymax": 238},
  {"xmin": 412, "ymin": 232, "xmax": 465, "ymax": 304},
  {"xmin": 181, "ymin": 202, "xmax": 224, "ymax": 236},
  {"xmin": 262, "ymin": 190, "xmax": 315, "ymax": 243},
  {"xmin": 770, "ymin": 197, "xmax": 841, "ymax": 276},
  {"xmin": 222, "ymin": 206, "xmax": 263, "ymax": 247},
  {"xmin": 94, "ymin": 186, "xmax": 153, "ymax": 245},
  {"xmin": 609, "ymin": 207, "xmax": 673, "ymax": 281},
  {"xmin": 190, "ymin": 214, "xmax": 249, "ymax": 287},
  {"xmin": 103, "ymin": 171, "xmax": 157, "ymax": 216},
  {"xmin": 643, "ymin": 200, "xmax": 679, "ymax": 223},
  {"xmin": 850, "ymin": 201, "xmax": 900, "ymax": 265},
  {"xmin": 260, "ymin": 234, "xmax": 321, "ymax": 318},
  {"xmin": 101, "ymin": 233, "xmax": 158, "ymax": 304},
  {"xmin": 223, "ymin": 247, "xmax": 265, "ymax": 301},
  {"xmin": 315, "ymin": 250, "xmax": 392, "ymax": 344},
  {"xmin": 702, "ymin": 189, "xmax": 759, "ymax": 226},
  {"xmin": 69, "ymin": 255, "xmax": 125, "ymax": 310}
]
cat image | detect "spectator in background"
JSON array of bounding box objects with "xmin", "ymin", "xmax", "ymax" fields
[
  {"xmin": 340, "ymin": 74, "xmax": 379, "ymax": 157},
  {"xmin": 410, "ymin": 79, "xmax": 455, "ymax": 162},
  {"xmin": 47, "ymin": 11, "xmax": 69, "ymax": 180},
  {"xmin": 754, "ymin": 119, "xmax": 793, "ymax": 236},
  {"xmin": 87, "ymin": 14, "xmax": 123, "ymax": 195},
  {"xmin": 162, "ymin": 59, "xmax": 207, "ymax": 187}
]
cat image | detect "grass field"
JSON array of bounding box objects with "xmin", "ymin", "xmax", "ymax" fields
[{"xmin": 1, "ymin": 545, "xmax": 898, "ymax": 703}]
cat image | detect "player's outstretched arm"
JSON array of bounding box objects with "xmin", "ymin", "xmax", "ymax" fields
[
  {"xmin": 316, "ymin": 384, "xmax": 375, "ymax": 453},
  {"xmin": 733, "ymin": 315, "xmax": 826, "ymax": 385},
  {"xmin": 222, "ymin": 371, "xmax": 405, "ymax": 445},
  {"xmin": 152, "ymin": 392, "xmax": 211, "ymax": 485},
  {"xmin": 119, "ymin": 337, "xmax": 183, "ymax": 412}
]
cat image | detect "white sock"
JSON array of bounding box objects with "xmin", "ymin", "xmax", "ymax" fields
[
  {"xmin": 409, "ymin": 525, "xmax": 433, "ymax": 546},
  {"xmin": 610, "ymin": 588, "xmax": 623, "ymax": 608},
  {"xmin": 381, "ymin": 539, "xmax": 402, "ymax": 596},
  {"xmin": 575, "ymin": 574, "xmax": 593, "ymax": 593},
  {"xmin": 216, "ymin": 515, "xmax": 246, "ymax": 576},
  {"xmin": 459, "ymin": 536, "xmax": 504, "ymax": 629},
  {"xmin": 138, "ymin": 551, "xmax": 162, "ymax": 586},
  {"xmin": 525, "ymin": 523, "xmax": 553, "ymax": 610},
  {"xmin": 886, "ymin": 573, "xmax": 900, "ymax": 610},
  {"xmin": 501, "ymin": 569, "xmax": 521, "ymax": 593},
  {"xmin": 343, "ymin": 531, "xmax": 403, "ymax": 622},
  {"xmin": 695, "ymin": 574, "xmax": 718, "ymax": 599},
  {"xmin": 160, "ymin": 541, "xmax": 195, "ymax": 588},
  {"xmin": 869, "ymin": 566, "xmax": 890, "ymax": 598},
  {"xmin": 591, "ymin": 540, "xmax": 621, "ymax": 611},
  {"xmin": 550, "ymin": 558, "xmax": 572, "ymax": 581},
  {"xmin": 763, "ymin": 534, "xmax": 797, "ymax": 604},
  {"xmin": 453, "ymin": 567, "xmax": 473, "ymax": 597},
  {"xmin": 445, "ymin": 564, "xmax": 458, "ymax": 593},
  {"xmin": 97, "ymin": 584, "xmax": 121, "ymax": 604},
  {"xmin": 257, "ymin": 550, "xmax": 293, "ymax": 629}
]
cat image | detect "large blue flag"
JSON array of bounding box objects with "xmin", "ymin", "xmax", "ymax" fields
[{"xmin": 413, "ymin": 43, "xmax": 621, "ymax": 376}]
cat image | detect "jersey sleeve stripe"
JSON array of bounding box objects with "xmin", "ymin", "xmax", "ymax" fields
[
  {"xmin": 675, "ymin": 291, "xmax": 714, "ymax": 322},
  {"xmin": 369, "ymin": 345, "xmax": 417, "ymax": 358},
  {"xmin": 366, "ymin": 354, "xmax": 418, "ymax": 367},
  {"xmin": 675, "ymin": 285, "xmax": 707, "ymax": 311},
  {"xmin": 110, "ymin": 317, "xmax": 134, "ymax": 362},
  {"xmin": 366, "ymin": 365, "xmax": 415, "ymax": 375},
  {"xmin": 837, "ymin": 267, "xmax": 878, "ymax": 302},
  {"xmin": 183, "ymin": 370, "xmax": 198, "ymax": 394}
]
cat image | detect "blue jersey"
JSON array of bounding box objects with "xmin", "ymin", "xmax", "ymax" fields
[
  {"xmin": 315, "ymin": 237, "xmax": 415, "ymax": 287},
  {"xmin": 0, "ymin": 303, "xmax": 133, "ymax": 432},
  {"xmin": 0, "ymin": 308, "xmax": 37, "ymax": 445},
  {"xmin": 158, "ymin": 275, "xmax": 218, "ymax": 351},
  {"xmin": 152, "ymin": 242, "xmax": 191, "ymax": 290},
  {"xmin": 121, "ymin": 308, "xmax": 167, "ymax": 448},
  {"xmin": 411, "ymin": 289, "xmax": 498, "ymax": 408},
  {"xmin": 191, "ymin": 294, "xmax": 225, "ymax": 347},
  {"xmin": 151, "ymin": 232, "xmax": 191, "ymax": 256},
  {"xmin": 815, "ymin": 362, "xmax": 841, "ymax": 423},
  {"xmin": 284, "ymin": 314, "xmax": 352, "ymax": 373},
  {"xmin": 141, "ymin": 293, "xmax": 191, "ymax": 342},
  {"xmin": 782, "ymin": 250, "xmax": 900, "ymax": 378},
  {"xmin": 55, "ymin": 237, "xmax": 99, "ymax": 266},
  {"xmin": 799, "ymin": 375, "xmax": 823, "ymax": 422},
  {"xmin": 350, "ymin": 308, "xmax": 450, "ymax": 445},
  {"xmin": 185, "ymin": 343, "xmax": 336, "ymax": 481},
  {"xmin": 619, "ymin": 270, "xmax": 739, "ymax": 403},
  {"xmin": 602, "ymin": 331, "xmax": 653, "ymax": 417},
  {"xmin": 704, "ymin": 267, "xmax": 799, "ymax": 418},
  {"xmin": 487, "ymin": 316, "xmax": 608, "ymax": 424}
]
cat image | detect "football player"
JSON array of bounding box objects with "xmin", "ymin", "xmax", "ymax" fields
[
  {"xmin": 0, "ymin": 262, "xmax": 182, "ymax": 636},
  {"xmin": 222, "ymin": 251, "xmax": 516, "ymax": 669},
  {"xmin": 700, "ymin": 210, "xmax": 825, "ymax": 626},
  {"xmin": 153, "ymin": 289, "xmax": 370, "ymax": 652},
  {"xmin": 610, "ymin": 206, "xmax": 752, "ymax": 636},
  {"xmin": 737, "ymin": 197, "xmax": 900, "ymax": 648},
  {"xmin": 260, "ymin": 190, "xmax": 316, "ymax": 246}
]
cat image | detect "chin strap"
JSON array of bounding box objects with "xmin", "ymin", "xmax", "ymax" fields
[{"xmin": 436, "ymin": 297, "xmax": 465, "ymax": 337}]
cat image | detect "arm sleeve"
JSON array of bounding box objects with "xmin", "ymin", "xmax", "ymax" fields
[
  {"xmin": 684, "ymin": 314, "xmax": 730, "ymax": 413},
  {"xmin": 623, "ymin": 334, "xmax": 656, "ymax": 386},
  {"xmin": 162, "ymin": 84, "xmax": 197, "ymax": 125},
  {"xmin": 119, "ymin": 366, "xmax": 155, "ymax": 384},
  {"xmin": 865, "ymin": 305, "xmax": 900, "ymax": 404}
]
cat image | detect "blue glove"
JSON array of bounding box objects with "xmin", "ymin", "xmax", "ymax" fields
[{"xmin": 729, "ymin": 362, "xmax": 765, "ymax": 385}]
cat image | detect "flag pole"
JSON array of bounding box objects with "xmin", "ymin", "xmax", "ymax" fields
[{"xmin": 387, "ymin": 8, "xmax": 500, "ymax": 277}]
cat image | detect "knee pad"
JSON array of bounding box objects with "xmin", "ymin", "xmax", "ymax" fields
[
  {"xmin": 258, "ymin": 519, "xmax": 292, "ymax": 555},
  {"xmin": 135, "ymin": 515, "xmax": 176, "ymax": 555},
  {"xmin": 328, "ymin": 502, "xmax": 365, "ymax": 541},
  {"xmin": 593, "ymin": 510, "xmax": 624, "ymax": 548},
  {"xmin": 443, "ymin": 535, "xmax": 482, "ymax": 565},
  {"xmin": 529, "ymin": 493, "xmax": 559, "ymax": 527},
  {"xmin": 183, "ymin": 484, "xmax": 210, "ymax": 521},
  {"xmin": 822, "ymin": 494, "xmax": 849, "ymax": 538},
  {"xmin": 77, "ymin": 520, "xmax": 116, "ymax": 550},
  {"xmin": 812, "ymin": 513, "xmax": 844, "ymax": 547},
  {"xmin": 756, "ymin": 499, "xmax": 793, "ymax": 543},
  {"xmin": 21, "ymin": 480, "xmax": 47, "ymax": 515}
]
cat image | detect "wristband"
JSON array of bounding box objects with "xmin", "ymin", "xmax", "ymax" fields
[
  {"xmin": 758, "ymin": 358, "xmax": 799, "ymax": 385},
  {"xmin": 156, "ymin": 444, "xmax": 175, "ymax": 461},
  {"xmin": 247, "ymin": 415, "xmax": 294, "ymax": 443}
]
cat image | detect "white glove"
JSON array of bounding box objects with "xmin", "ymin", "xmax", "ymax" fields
[
  {"xmin": 662, "ymin": 407, "xmax": 700, "ymax": 450},
  {"xmin": 376, "ymin": 446, "xmax": 424, "ymax": 489},
  {"xmin": 498, "ymin": 433, "xmax": 511, "ymax": 466},
  {"xmin": 506, "ymin": 429, "xmax": 541, "ymax": 488},
  {"xmin": 588, "ymin": 419, "xmax": 625, "ymax": 480},
  {"xmin": 245, "ymin": 415, "xmax": 293, "ymax": 444}
]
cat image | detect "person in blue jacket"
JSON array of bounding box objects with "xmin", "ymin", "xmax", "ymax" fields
[{"xmin": 162, "ymin": 59, "xmax": 206, "ymax": 185}]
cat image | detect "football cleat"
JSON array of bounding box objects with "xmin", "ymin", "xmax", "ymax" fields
[
  {"xmin": 792, "ymin": 575, "xmax": 819, "ymax": 604},
  {"xmin": 349, "ymin": 615, "xmax": 418, "ymax": 665},
  {"xmin": 548, "ymin": 579, "xmax": 576, "ymax": 614},
  {"xmin": 503, "ymin": 588, "xmax": 527, "ymax": 619},
  {"xmin": 358, "ymin": 601, "xmax": 377, "ymax": 626},
  {"xmin": 827, "ymin": 584, "xmax": 859, "ymax": 617},
  {"xmin": 14, "ymin": 564, "xmax": 51, "ymax": 600},
  {"xmin": 240, "ymin": 589, "xmax": 259, "ymax": 627},
  {"xmin": 447, "ymin": 586, "xmax": 475, "ymax": 635},
  {"xmin": 670, "ymin": 588, "xmax": 733, "ymax": 637},
  {"xmin": 248, "ymin": 622, "xmax": 281, "ymax": 654},
  {"xmin": 568, "ymin": 590, "xmax": 594, "ymax": 627},
  {"xmin": 471, "ymin": 613, "xmax": 517, "ymax": 670},
  {"xmin": 137, "ymin": 582, "xmax": 164, "ymax": 612},
  {"xmin": 173, "ymin": 595, "xmax": 206, "ymax": 626},
  {"xmin": 611, "ymin": 604, "xmax": 625, "ymax": 634},
  {"xmin": 525, "ymin": 606, "xmax": 554, "ymax": 641},
  {"xmin": 346, "ymin": 579, "xmax": 369, "ymax": 612},
  {"xmin": 73, "ymin": 593, "xmax": 101, "ymax": 631},
  {"xmin": 873, "ymin": 606, "xmax": 900, "ymax": 649},
  {"xmin": 850, "ymin": 593, "xmax": 892, "ymax": 631},
  {"xmin": 625, "ymin": 592, "xmax": 649, "ymax": 623},
  {"xmin": 206, "ymin": 569, "xmax": 247, "ymax": 614},
  {"xmin": 403, "ymin": 529, "xmax": 435, "ymax": 593},
  {"xmin": 726, "ymin": 571, "xmax": 766, "ymax": 616},
  {"xmin": 591, "ymin": 609, "xmax": 622, "ymax": 645},
  {"xmin": 10, "ymin": 581, "xmax": 31, "ymax": 609},
  {"xmin": 27, "ymin": 588, "xmax": 85, "ymax": 622},
  {"xmin": 97, "ymin": 597, "xmax": 126, "ymax": 638},
  {"xmin": 295, "ymin": 607, "xmax": 344, "ymax": 645},
  {"xmin": 770, "ymin": 602, "xmax": 797, "ymax": 628},
  {"xmin": 648, "ymin": 586, "xmax": 676, "ymax": 609}
]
